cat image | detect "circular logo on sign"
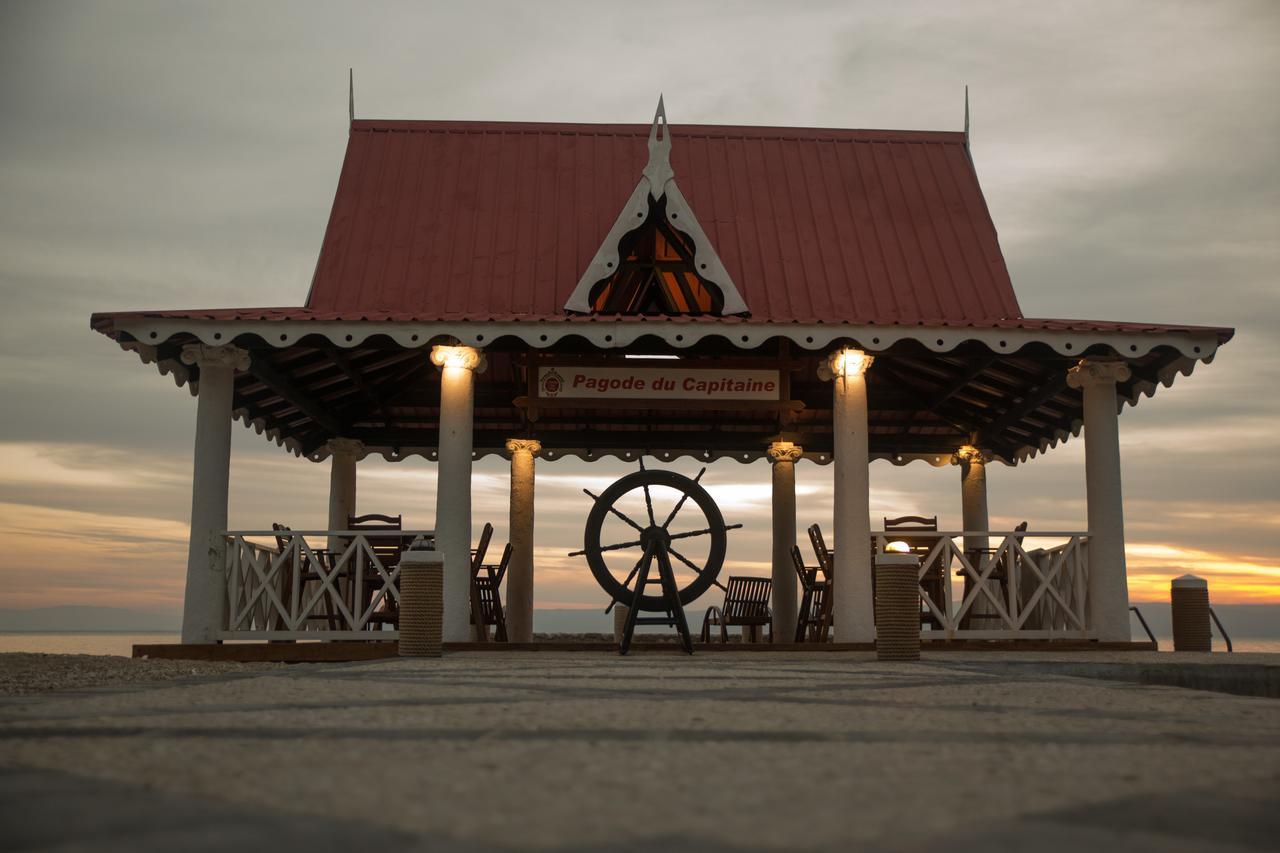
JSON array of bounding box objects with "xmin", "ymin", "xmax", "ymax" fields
[{"xmin": 541, "ymin": 368, "xmax": 563, "ymax": 398}]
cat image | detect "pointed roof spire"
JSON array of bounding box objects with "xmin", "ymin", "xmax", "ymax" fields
[
  {"xmin": 963, "ymin": 84, "xmax": 970, "ymax": 149},
  {"xmin": 643, "ymin": 94, "xmax": 674, "ymax": 192},
  {"xmin": 563, "ymin": 96, "xmax": 748, "ymax": 316},
  {"xmin": 349, "ymin": 68, "xmax": 355, "ymax": 127}
]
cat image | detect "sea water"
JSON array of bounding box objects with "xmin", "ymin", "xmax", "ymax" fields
[
  {"xmin": 0, "ymin": 632, "xmax": 1277, "ymax": 655},
  {"xmin": 0, "ymin": 633, "xmax": 180, "ymax": 656}
]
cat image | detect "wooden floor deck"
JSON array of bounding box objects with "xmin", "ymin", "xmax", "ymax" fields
[{"xmin": 133, "ymin": 639, "xmax": 1158, "ymax": 662}]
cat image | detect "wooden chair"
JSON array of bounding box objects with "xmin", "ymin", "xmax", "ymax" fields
[
  {"xmin": 883, "ymin": 515, "xmax": 942, "ymax": 628},
  {"xmin": 883, "ymin": 515, "xmax": 939, "ymax": 550},
  {"xmin": 792, "ymin": 545, "xmax": 830, "ymax": 643},
  {"xmin": 806, "ymin": 524, "xmax": 836, "ymax": 638},
  {"xmin": 807, "ymin": 523, "xmax": 834, "ymax": 579},
  {"xmin": 268, "ymin": 523, "xmax": 296, "ymax": 632},
  {"xmin": 272, "ymin": 523, "xmax": 340, "ymax": 631},
  {"xmin": 347, "ymin": 513, "xmax": 404, "ymax": 627},
  {"xmin": 700, "ymin": 576, "xmax": 773, "ymax": 643},
  {"xmin": 960, "ymin": 521, "xmax": 1027, "ymax": 629},
  {"xmin": 471, "ymin": 542, "xmax": 512, "ymax": 642},
  {"xmin": 468, "ymin": 523, "xmax": 509, "ymax": 642}
]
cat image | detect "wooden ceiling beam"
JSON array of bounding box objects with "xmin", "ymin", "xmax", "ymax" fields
[
  {"xmin": 247, "ymin": 355, "xmax": 343, "ymax": 436},
  {"xmin": 919, "ymin": 355, "xmax": 998, "ymax": 410},
  {"xmin": 978, "ymin": 372, "xmax": 1070, "ymax": 446},
  {"xmin": 321, "ymin": 343, "xmax": 394, "ymax": 431}
]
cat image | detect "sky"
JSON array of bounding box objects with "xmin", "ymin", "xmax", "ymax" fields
[{"xmin": 0, "ymin": 1, "xmax": 1277, "ymax": 621}]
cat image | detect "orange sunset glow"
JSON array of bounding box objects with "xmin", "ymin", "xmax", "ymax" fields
[{"xmin": 3, "ymin": 437, "xmax": 1276, "ymax": 617}]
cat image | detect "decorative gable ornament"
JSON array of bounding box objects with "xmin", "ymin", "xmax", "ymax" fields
[{"xmin": 564, "ymin": 97, "xmax": 749, "ymax": 316}]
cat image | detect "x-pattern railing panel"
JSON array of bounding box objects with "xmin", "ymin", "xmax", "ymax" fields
[
  {"xmin": 874, "ymin": 531, "xmax": 1091, "ymax": 639},
  {"xmin": 221, "ymin": 529, "xmax": 433, "ymax": 638}
]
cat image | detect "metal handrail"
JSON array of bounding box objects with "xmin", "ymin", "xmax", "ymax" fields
[
  {"xmin": 1209, "ymin": 606, "xmax": 1234, "ymax": 652},
  {"xmin": 1129, "ymin": 605, "xmax": 1158, "ymax": 649}
]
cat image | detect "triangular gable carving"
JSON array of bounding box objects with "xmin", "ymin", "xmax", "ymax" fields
[{"xmin": 564, "ymin": 97, "xmax": 749, "ymax": 316}]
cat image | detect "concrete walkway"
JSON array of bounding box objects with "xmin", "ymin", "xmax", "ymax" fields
[{"xmin": 1, "ymin": 652, "xmax": 1277, "ymax": 851}]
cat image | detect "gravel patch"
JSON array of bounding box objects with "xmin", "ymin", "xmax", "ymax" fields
[{"xmin": 0, "ymin": 653, "xmax": 281, "ymax": 695}]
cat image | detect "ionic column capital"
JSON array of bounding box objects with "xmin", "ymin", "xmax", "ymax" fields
[
  {"xmin": 766, "ymin": 441, "xmax": 803, "ymax": 464},
  {"xmin": 505, "ymin": 438, "xmax": 542, "ymax": 457},
  {"xmin": 180, "ymin": 343, "xmax": 250, "ymax": 371},
  {"xmin": 430, "ymin": 345, "xmax": 485, "ymax": 372},
  {"xmin": 951, "ymin": 444, "xmax": 992, "ymax": 467},
  {"xmin": 1066, "ymin": 358, "xmax": 1131, "ymax": 390},
  {"xmin": 818, "ymin": 347, "xmax": 873, "ymax": 381},
  {"xmin": 326, "ymin": 438, "xmax": 365, "ymax": 458}
]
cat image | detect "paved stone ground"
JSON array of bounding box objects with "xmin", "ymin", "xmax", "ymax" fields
[
  {"xmin": 0, "ymin": 652, "xmax": 1277, "ymax": 851},
  {"xmin": 0, "ymin": 653, "xmax": 282, "ymax": 696}
]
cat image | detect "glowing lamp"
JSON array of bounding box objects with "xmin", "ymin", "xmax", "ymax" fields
[
  {"xmin": 829, "ymin": 347, "xmax": 872, "ymax": 378},
  {"xmin": 885, "ymin": 540, "xmax": 911, "ymax": 554},
  {"xmin": 430, "ymin": 345, "xmax": 482, "ymax": 371}
]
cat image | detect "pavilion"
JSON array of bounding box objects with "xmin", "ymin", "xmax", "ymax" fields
[{"xmin": 91, "ymin": 97, "xmax": 1233, "ymax": 648}]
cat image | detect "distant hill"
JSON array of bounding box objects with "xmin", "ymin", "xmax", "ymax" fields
[{"xmin": 0, "ymin": 606, "xmax": 180, "ymax": 632}]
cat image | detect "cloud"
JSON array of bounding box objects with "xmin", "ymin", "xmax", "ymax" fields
[{"xmin": 1, "ymin": 1, "xmax": 1276, "ymax": 612}]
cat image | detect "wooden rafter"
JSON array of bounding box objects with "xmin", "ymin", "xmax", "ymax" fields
[
  {"xmin": 247, "ymin": 355, "xmax": 343, "ymax": 436},
  {"xmin": 321, "ymin": 343, "xmax": 394, "ymax": 430},
  {"xmin": 922, "ymin": 355, "xmax": 998, "ymax": 409},
  {"xmin": 978, "ymin": 372, "xmax": 1070, "ymax": 447}
]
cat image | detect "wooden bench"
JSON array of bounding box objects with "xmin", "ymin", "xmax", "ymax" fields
[{"xmin": 700, "ymin": 576, "xmax": 773, "ymax": 643}]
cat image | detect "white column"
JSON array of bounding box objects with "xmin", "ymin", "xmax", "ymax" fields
[
  {"xmin": 954, "ymin": 445, "xmax": 990, "ymax": 555},
  {"xmin": 326, "ymin": 438, "xmax": 363, "ymax": 547},
  {"xmin": 954, "ymin": 444, "xmax": 993, "ymax": 621},
  {"xmin": 178, "ymin": 343, "xmax": 249, "ymax": 644},
  {"xmin": 431, "ymin": 345, "xmax": 483, "ymax": 642},
  {"xmin": 824, "ymin": 349, "xmax": 874, "ymax": 643},
  {"xmin": 767, "ymin": 441, "xmax": 802, "ymax": 643},
  {"xmin": 1067, "ymin": 358, "xmax": 1133, "ymax": 641},
  {"xmin": 505, "ymin": 438, "xmax": 540, "ymax": 643}
]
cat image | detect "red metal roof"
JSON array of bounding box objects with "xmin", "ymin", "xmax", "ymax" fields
[
  {"xmin": 304, "ymin": 119, "xmax": 1022, "ymax": 324},
  {"xmin": 88, "ymin": 116, "xmax": 1234, "ymax": 350}
]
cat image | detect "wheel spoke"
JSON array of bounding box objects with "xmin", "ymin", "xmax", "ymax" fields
[
  {"xmin": 568, "ymin": 538, "xmax": 643, "ymax": 557},
  {"xmin": 668, "ymin": 523, "xmax": 742, "ymax": 543},
  {"xmin": 583, "ymin": 489, "xmax": 644, "ymax": 532},
  {"xmin": 637, "ymin": 459, "xmax": 657, "ymax": 526},
  {"xmin": 660, "ymin": 467, "xmax": 706, "ymax": 529},
  {"xmin": 667, "ymin": 545, "xmax": 729, "ymax": 592},
  {"xmin": 605, "ymin": 549, "xmax": 652, "ymax": 613}
]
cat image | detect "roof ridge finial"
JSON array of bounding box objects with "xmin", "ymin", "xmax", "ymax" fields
[
  {"xmin": 651, "ymin": 94, "xmax": 667, "ymax": 141},
  {"xmin": 349, "ymin": 68, "xmax": 355, "ymax": 127},
  {"xmin": 963, "ymin": 84, "xmax": 970, "ymax": 149},
  {"xmin": 643, "ymin": 94, "xmax": 674, "ymax": 195}
]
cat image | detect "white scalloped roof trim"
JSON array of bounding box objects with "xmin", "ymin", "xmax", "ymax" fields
[
  {"xmin": 111, "ymin": 318, "xmax": 1224, "ymax": 361},
  {"xmin": 111, "ymin": 326, "xmax": 1221, "ymax": 468}
]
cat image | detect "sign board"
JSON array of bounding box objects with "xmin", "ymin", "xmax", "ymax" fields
[{"xmin": 537, "ymin": 366, "xmax": 781, "ymax": 401}]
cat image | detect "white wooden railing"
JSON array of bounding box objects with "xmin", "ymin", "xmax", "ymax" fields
[
  {"xmin": 221, "ymin": 530, "xmax": 433, "ymax": 641},
  {"xmin": 873, "ymin": 531, "xmax": 1091, "ymax": 640}
]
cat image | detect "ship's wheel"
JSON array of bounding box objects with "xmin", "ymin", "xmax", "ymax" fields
[{"xmin": 570, "ymin": 463, "xmax": 740, "ymax": 654}]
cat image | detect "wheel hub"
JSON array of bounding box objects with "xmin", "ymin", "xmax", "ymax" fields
[{"xmin": 639, "ymin": 525, "xmax": 671, "ymax": 551}]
